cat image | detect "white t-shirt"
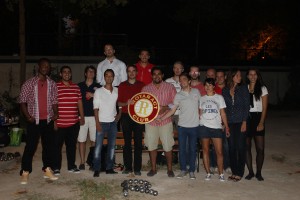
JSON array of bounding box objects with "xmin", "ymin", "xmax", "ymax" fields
[
  {"xmin": 96, "ymin": 58, "xmax": 127, "ymax": 86},
  {"xmin": 249, "ymin": 86, "xmax": 268, "ymax": 112},
  {"xmin": 93, "ymin": 87, "xmax": 118, "ymax": 122},
  {"xmin": 166, "ymin": 77, "xmax": 181, "ymax": 115},
  {"xmin": 200, "ymin": 94, "xmax": 226, "ymax": 129}
]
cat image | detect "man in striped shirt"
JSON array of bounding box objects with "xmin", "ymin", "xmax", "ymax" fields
[
  {"xmin": 53, "ymin": 66, "xmax": 85, "ymax": 175},
  {"xmin": 142, "ymin": 66, "xmax": 177, "ymax": 177}
]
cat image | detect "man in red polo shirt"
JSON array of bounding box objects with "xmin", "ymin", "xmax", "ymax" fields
[
  {"xmin": 118, "ymin": 65, "xmax": 145, "ymax": 176},
  {"xmin": 53, "ymin": 66, "xmax": 85, "ymax": 175},
  {"xmin": 136, "ymin": 49, "xmax": 154, "ymax": 85}
]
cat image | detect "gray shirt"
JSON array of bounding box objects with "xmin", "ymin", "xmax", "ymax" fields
[{"xmin": 174, "ymin": 88, "xmax": 201, "ymax": 127}]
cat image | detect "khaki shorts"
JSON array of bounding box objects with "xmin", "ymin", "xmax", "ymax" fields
[
  {"xmin": 144, "ymin": 123, "xmax": 174, "ymax": 151},
  {"xmin": 77, "ymin": 116, "xmax": 96, "ymax": 142}
]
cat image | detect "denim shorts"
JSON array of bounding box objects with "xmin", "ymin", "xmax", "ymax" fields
[{"xmin": 198, "ymin": 125, "xmax": 223, "ymax": 139}]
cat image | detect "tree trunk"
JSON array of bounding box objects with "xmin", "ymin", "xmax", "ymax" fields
[{"xmin": 19, "ymin": 0, "xmax": 26, "ymax": 86}]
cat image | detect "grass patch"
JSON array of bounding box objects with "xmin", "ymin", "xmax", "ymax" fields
[{"xmin": 76, "ymin": 179, "xmax": 120, "ymax": 200}]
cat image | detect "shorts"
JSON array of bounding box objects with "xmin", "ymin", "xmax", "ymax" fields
[
  {"xmin": 198, "ymin": 125, "xmax": 223, "ymax": 139},
  {"xmin": 144, "ymin": 123, "xmax": 174, "ymax": 151},
  {"xmin": 77, "ymin": 116, "xmax": 96, "ymax": 142},
  {"xmin": 247, "ymin": 112, "xmax": 265, "ymax": 137}
]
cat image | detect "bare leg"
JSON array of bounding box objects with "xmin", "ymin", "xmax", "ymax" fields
[
  {"xmin": 78, "ymin": 142, "xmax": 86, "ymax": 164},
  {"xmin": 201, "ymin": 138, "xmax": 211, "ymax": 174},
  {"xmin": 165, "ymin": 151, "xmax": 173, "ymax": 171},
  {"xmin": 149, "ymin": 150, "xmax": 157, "ymax": 171},
  {"xmin": 212, "ymin": 138, "xmax": 223, "ymax": 175}
]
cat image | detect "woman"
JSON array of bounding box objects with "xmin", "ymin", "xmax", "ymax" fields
[
  {"xmin": 222, "ymin": 68, "xmax": 250, "ymax": 182},
  {"xmin": 157, "ymin": 73, "xmax": 200, "ymax": 179},
  {"xmin": 199, "ymin": 78, "xmax": 230, "ymax": 181},
  {"xmin": 245, "ymin": 68, "xmax": 268, "ymax": 181}
]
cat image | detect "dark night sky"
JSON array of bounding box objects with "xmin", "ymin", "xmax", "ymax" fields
[{"xmin": 0, "ymin": 0, "xmax": 299, "ymax": 64}]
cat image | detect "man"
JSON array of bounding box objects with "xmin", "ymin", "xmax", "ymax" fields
[
  {"xmin": 142, "ymin": 66, "xmax": 177, "ymax": 177},
  {"xmin": 77, "ymin": 66, "xmax": 100, "ymax": 170},
  {"xmin": 189, "ymin": 66, "xmax": 205, "ymax": 96},
  {"xmin": 165, "ymin": 61, "xmax": 184, "ymax": 129},
  {"xmin": 93, "ymin": 69, "xmax": 120, "ymax": 177},
  {"xmin": 96, "ymin": 43, "xmax": 127, "ymax": 87},
  {"xmin": 19, "ymin": 58, "xmax": 58, "ymax": 184},
  {"xmin": 215, "ymin": 69, "xmax": 226, "ymax": 94},
  {"xmin": 53, "ymin": 66, "xmax": 85, "ymax": 175},
  {"xmin": 136, "ymin": 49, "xmax": 154, "ymax": 85},
  {"xmin": 206, "ymin": 67, "xmax": 222, "ymax": 95},
  {"xmin": 118, "ymin": 65, "xmax": 145, "ymax": 176}
]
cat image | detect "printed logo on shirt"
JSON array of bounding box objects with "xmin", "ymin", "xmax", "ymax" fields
[
  {"xmin": 128, "ymin": 92, "xmax": 159, "ymax": 124},
  {"xmin": 201, "ymin": 99, "xmax": 219, "ymax": 121}
]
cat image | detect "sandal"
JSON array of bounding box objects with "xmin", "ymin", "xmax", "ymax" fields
[
  {"xmin": 233, "ymin": 176, "xmax": 242, "ymax": 182},
  {"xmin": 228, "ymin": 175, "xmax": 236, "ymax": 181}
]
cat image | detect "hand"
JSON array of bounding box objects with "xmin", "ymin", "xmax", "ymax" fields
[
  {"xmin": 158, "ymin": 106, "xmax": 168, "ymax": 115},
  {"xmin": 96, "ymin": 122, "xmax": 102, "ymax": 132},
  {"xmin": 51, "ymin": 114, "xmax": 58, "ymax": 121},
  {"xmin": 114, "ymin": 113, "xmax": 121, "ymax": 122},
  {"xmin": 257, "ymin": 123, "xmax": 264, "ymax": 132},
  {"xmin": 53, "ymin": 121, "xmax": 58, "ymax": 131},
  {"xmin": 241, "ymin": 121, "xmax": 247, "ymax": 133},
  {"xmin": 27, "ymin": 116, "xmax": 35, "ymax": 123},
  {"xmin": 127, "ymin": 99, "xmax": 134, "ymax": 105},
  {"xmin": 86, "ymin": 92, "xmax": 93, "ymax": 100},
  {"xmin": 79, "ymin": 118, "xmax": 85, "ymax": 125},
  {"xmin": 155, "ymin": 117, "xmax": 162, "ymax": 123},
  {"xmin": 225, "ymin": 127, "xmax": 230, "ymax": 137}
]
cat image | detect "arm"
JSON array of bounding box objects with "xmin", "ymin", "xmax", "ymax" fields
[
  {"xmin": 257, "ymin": 94, "xmax": 268, "ymax": 131},
  {"xmin": 94, "ymin": 109, "xmax": 102, "ymax": 132},
  {"xmin": 51, "ymin": 104, "xmax": 58, "ymax": 121},
  {"xmin": 241, "ymin": 86, "xmax": 250, "ymax": 133},
  {"xmin": 78, "ymin": 99, "xmax": 85, "ymax": 125},
  {"xmin": 20, "ymin": 103, "xmax": 34, "ymax": 123},
  {"xmin": 220, "ymin": 108, "xmax": 230, "ymax": 137},
  {"xmin": 156, "ymin": 105, "xmax": 178, "ymax": 122}
]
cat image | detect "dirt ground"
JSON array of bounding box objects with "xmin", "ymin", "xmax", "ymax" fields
[{"xmin": 1, "ymin": 110, "xmax": 300, "ymax": 200}]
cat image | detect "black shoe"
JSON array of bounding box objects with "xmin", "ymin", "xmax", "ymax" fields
[
  {"xmin": 53, "ymin": 169, "xmax": 60, "ymax": 176},
  {"xmin": 256, "ymin": 174, "xmax": 264, "ymax": 181},
  {"xmin": 106, "ymin": 169, "xmax": 118, "ymax": 174},
  {"xmin": 93, "ymin": 171, "xmax": 100, "ymax": 177},
  {"xmin": 245, "ymin": 173, "xmax": 254, "ymax": 180},
  {"xmin": 122, "ymin": 170, "xmax": 132, "ymax": 174},
  {"xmin": 134, "ymin": 171, "xmax": 141, "ymax": 176},
  {"xmin": 167, "ymin": 170, "xmax": 175, "ymax": 178},
  {"xmin": 68, "ymin": 168, "xmax": 80, "ymax": 173},
  {"xmin": 79, "ymin": 164, "xmax": 85, "ymax": 170},
  {"xmin": 147, "ymin": 170, "xmax": 157, "ymax": 177}
]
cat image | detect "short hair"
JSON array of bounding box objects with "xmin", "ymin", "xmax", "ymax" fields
[
  {"xmin": 151, "ymin": 66, "xmax": 164, "ymax": 75},
  {"xmin": 204, "ymin": 78, "xmax": 216, "ymax": 86},
  {"xmin": 60, "ymin": 65, "xmax": 71, "ymax": 73},
  {"xmin": 104, "ymin": 69, "xmax": 115, "ymax": 77},
  {"xmin": 126, "ymin": 64, "xmax": 137, "ymax": 72},
  {"xmin": 179, "ymin": 72, "xmax": 191, "ymax": 81},
  {"xmin": 84, "ymin": 65, "xmax": 96, "ymax": 80},
  {"xmin": 38, "ymin": 58, "xmax": 50, "ymax": 66}
]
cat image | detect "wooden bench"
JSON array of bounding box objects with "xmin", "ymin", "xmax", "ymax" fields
[{"xmin": 103, "ymin": 131, "xmax": 201, "ymax": 172}]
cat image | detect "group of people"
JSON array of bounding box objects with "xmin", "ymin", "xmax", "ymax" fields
[{"xmin": 19, "ymin": 43, "xmax": 268, "ymax": 185}]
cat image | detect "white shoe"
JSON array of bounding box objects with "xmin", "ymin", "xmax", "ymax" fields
[
  {"xmin": 189, "ymin": 172, "xmax": 196, "ymax": 180},
  {"xmin": 205, "ymin": 173, "xmax": 211, "ymax": 181},
  {"xmin": 219, "ymin": 174, "xmax": 225, "ymax": 182},
  {"xmin": 43, "ymin": 167, "xmax": 58, "ymax": 180},
  {"xmin": 176, "ymin": 171, "xmax": 188, "ymax": 179}
]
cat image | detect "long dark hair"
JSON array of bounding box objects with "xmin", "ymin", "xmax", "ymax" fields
[
  {"xmin": 246, "ymin": 68, "xmax": 266, "ymax": 101},
  {"xmin": 226, "ymin": 68, "xmax": 242, "ymax": 89}
]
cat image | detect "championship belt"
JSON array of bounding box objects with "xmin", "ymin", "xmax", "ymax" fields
[{"xmin": 128, "ymin": 92, "xmax": 160, "ymax": 124}]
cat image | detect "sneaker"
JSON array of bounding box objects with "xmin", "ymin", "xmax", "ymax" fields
[
  {"xmin": 53, "ymin": 169, "xmax": 60, "ymax": 176},
  {"xmin": 225, "ymin": 167, "xmax": 232, "ymax": 174},
  {"xmin": 214, "ymin": 167, "xmax": 219, "ymax": 173},
  {"xmin": 68, "ymin": 168, "xmax": 80, "ymax": 173},
  {"xmin": 219, "ymin": 174, "xmax": 225, "ymax": 182},
  {"xmin": 147, "ymin": 170, "xmax": 157, "ymax": 177},
  {"xmin": 106, "ymin": 169, "xmax": 118, "ymax": 174},
  {"xmin": 93, "ymin": 171, "xmax": 100, "ymax": 177},
  {"xmin": 167, "ymin": 170, "xmax": 175, "ymax": 178},
  {"xmin": 209, "ymin": 167, "xmax": 215, "ymax": 175},
  {"xmin": 134, "ymin": 171, "xmax": 142, "ymax": 176},
  {"xmin": 79, "ymin": 164, "xmax": 85, "ymax": 170},
  {"xmin": 20, "ymin": 171, "xmax": 29, "ymax": 185},
  {"xmin": 44, "ymin": 167, "xmax": 58, "ymax": 180},
  {"xmin": 176, "ymin": 171, "xmax": 188, "ymax": 179},
  {"xmin": 189, "ymin": 172, "xmax": 196, "ymax": 180},
  {"xmin": 205, "ymin": 173, "xmax": 211, "ymax": 181}
]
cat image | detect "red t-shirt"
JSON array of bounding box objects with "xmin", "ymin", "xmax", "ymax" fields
[
  {"xmin": 56, "ymin": 81, "xmax": 82, "ymax": 128},
  {"xmin": 118, "ymin": 80, "xmax": 145, "ymax": 113},
  {"xmin": 136, "ymin": 62, "xmax": 154, "ymax": 85},
  {"xmin": 38, "ymin": 80, "xmax": 48, "ymax": 120},
  {"xmin": 215, "ymin": 85, "xmax": 223, "ymax": 95},
  {"xmin": 191, "ymin": 82, "xmax": 206, "ymax": 96}
]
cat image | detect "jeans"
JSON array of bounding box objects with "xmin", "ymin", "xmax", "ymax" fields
[
  {"xmin": 20, "ymin": 120, "xmax": 55, "ymax": 174},
  {"xmin": 121, "ymin": 114, "xmax": 144, "ymax": 172},
  {"xmin": 178, "ymin": 126, "xmax": 198, "ymax": 172},
  {"xmin": 93, "ymin": 121, "xmax": 117, "ymax": 171},
  {"xmin": 53, "ymin": 123, "xmax": 80, "ymax": 170},
  {"xmin": 228, "ymin": 122, "xmax": 246, "ymax": 177}
]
